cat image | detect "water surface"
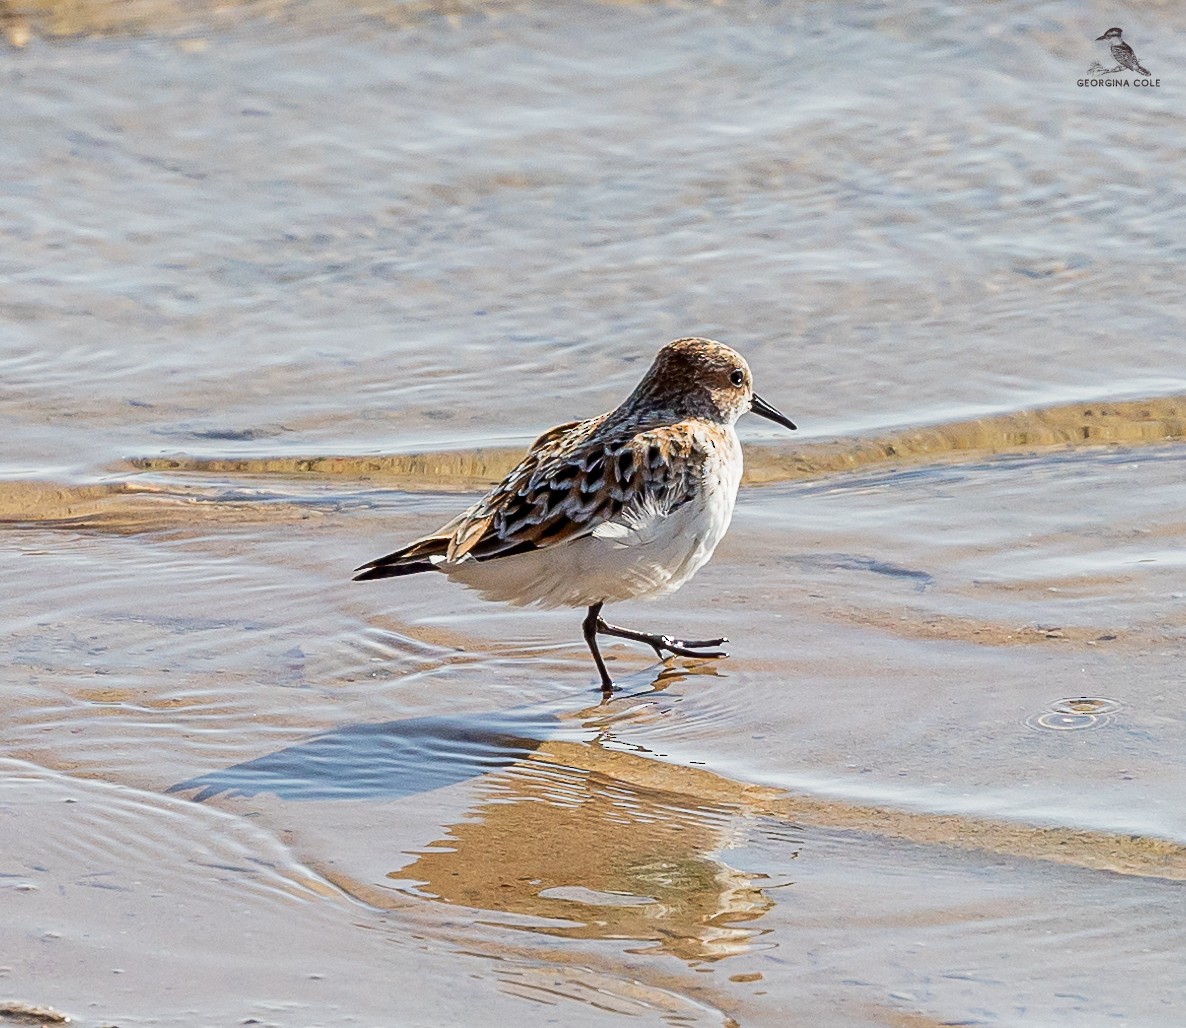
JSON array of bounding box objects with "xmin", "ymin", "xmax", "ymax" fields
[{"xmin": 3, "ymin": 1, "xmax": 1186, "ymax": 1025}]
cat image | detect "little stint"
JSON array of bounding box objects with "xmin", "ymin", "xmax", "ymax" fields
[{"xmin": 355, "ymin": 337, "xmax": 796, "ymax": 691}]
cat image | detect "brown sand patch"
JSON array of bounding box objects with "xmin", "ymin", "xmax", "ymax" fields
[{"xmin": 119, "ymin": 393, "xmax": 1186, "ymax": 490}]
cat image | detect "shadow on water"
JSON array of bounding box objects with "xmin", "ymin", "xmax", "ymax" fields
[
  {"xmin": 167, "ymin": 708, "xmax": 566, "ymax": 802},
  {"xmin": 166, "ymin": 663, "xmax": 702, "ymax": 803}
]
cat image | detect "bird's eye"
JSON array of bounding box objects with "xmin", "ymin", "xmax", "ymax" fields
[{"xmin": 729, "ymin": 369, "xmax": 745, "ymax": 387}]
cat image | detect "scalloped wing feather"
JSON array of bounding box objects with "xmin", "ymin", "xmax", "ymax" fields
[
  {"xmin": 442, "ymin": 420, "xmax": 700, "ymax": 563},
  {"xmin": 356, "ymin": 416, "xmax": 705, "ymax": 582}
]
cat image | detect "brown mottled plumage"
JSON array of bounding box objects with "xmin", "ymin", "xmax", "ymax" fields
[{"xmin": 355, "ymin": 338, "xmax": 796, "ymax": 691}]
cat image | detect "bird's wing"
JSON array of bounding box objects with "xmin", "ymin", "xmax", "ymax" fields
[
  {"xmin": 353, "ymin": 419, "xmax": 588, "ymax": 579},
  {"xmin": 442, "ymin": 421, "xmax": 701, "ymax": 564},
  {"xmin": 1114, "ymin": 41, "xmax": 1142, "ymax": 70}
]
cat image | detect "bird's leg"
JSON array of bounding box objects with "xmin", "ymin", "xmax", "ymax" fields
[
  {"xmin": 582, "ymin": 602, "xmax": 615, "ymax": 693},
  {"xmin": 595, "ymin": 612, "xmax": 728, "ymax": 661}
]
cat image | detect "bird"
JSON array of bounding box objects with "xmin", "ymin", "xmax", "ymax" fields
[
  {"xmin": 354, "ymin": 337, "xmax": 797, "ymax": 692},
  {"xmin": 1096, "ymin": 27, "xmax": 1150, "ymax": 76}
]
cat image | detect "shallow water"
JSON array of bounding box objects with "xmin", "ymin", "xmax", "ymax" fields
[{"xmin": 3, "ymin": 1, "xmax": 1186, "ymax": 1025}]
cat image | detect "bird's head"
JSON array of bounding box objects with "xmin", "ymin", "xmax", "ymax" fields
[
  {"xmin": 1096, "ymin": 27, "xmax": 1123, "ymax": 41},
  {"xmin": 634, "ymin": 337, "xmax": 796, "ymax": 431}
]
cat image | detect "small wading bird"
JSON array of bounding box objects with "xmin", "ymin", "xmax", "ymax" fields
[
  {"xmin": 355, "ymin": 337, "xmax": 796, "ymax": 691},
  {"xmin": 1096, "ymin": 27, "xmax": 1150, "ymax": 76}
]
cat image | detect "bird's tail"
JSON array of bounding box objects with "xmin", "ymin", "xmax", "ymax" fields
[
  {"xmin": 353, "ymin": 534, "xmax": 450, "ymax": 580},
  {"xmin": 1136, "ymin": 62, "xmax": 1150, "ymax": 75}
]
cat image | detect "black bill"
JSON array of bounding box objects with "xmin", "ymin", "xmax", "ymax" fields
[{"xmin": 750, "ymin": 393, "xmax": 797, "ymax": 431}]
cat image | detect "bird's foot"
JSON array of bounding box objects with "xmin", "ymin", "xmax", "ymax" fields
[
  {"xmin": 596, "ymin": 618, "xmax": 729, "ymax": 661},
  {"xmin": 646, "ymin": 635, "xmax": 729, "ymax": 660},
  {"xmin": 583, "ymin": 603, "xmax": 729, "ymax": 695}
]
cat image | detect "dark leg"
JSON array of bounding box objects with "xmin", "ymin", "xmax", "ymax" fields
[
  {"xmin": 582, "ymin": 602, "xmax": 614, "ymax": 693},
  {"xmin": 596, "ymin": 613, "xmax": 728, "ymax": 661}
]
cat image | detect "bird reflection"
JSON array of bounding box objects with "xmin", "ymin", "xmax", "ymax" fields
[{"xmin": 391, "ymin": 749, "xmax": 777, "ymax": 962}]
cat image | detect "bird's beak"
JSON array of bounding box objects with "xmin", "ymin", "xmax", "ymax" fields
[
  {"xmin": 1095, "ymin": 33, "xmax": 1108, "ymax": 40},
  {"xmin": 750, "ymin": 393, "xmax": 797, "ymax": 431}
]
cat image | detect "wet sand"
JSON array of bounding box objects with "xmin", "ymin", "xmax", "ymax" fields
[{"xmin": 6, "ymin": 406, "xmax": 1186, "ymax": 1025}]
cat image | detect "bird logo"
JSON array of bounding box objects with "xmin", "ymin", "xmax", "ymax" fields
[{"xmin": 1090, "ymin": 27, "xmax": 1151, "ymax": 76}]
